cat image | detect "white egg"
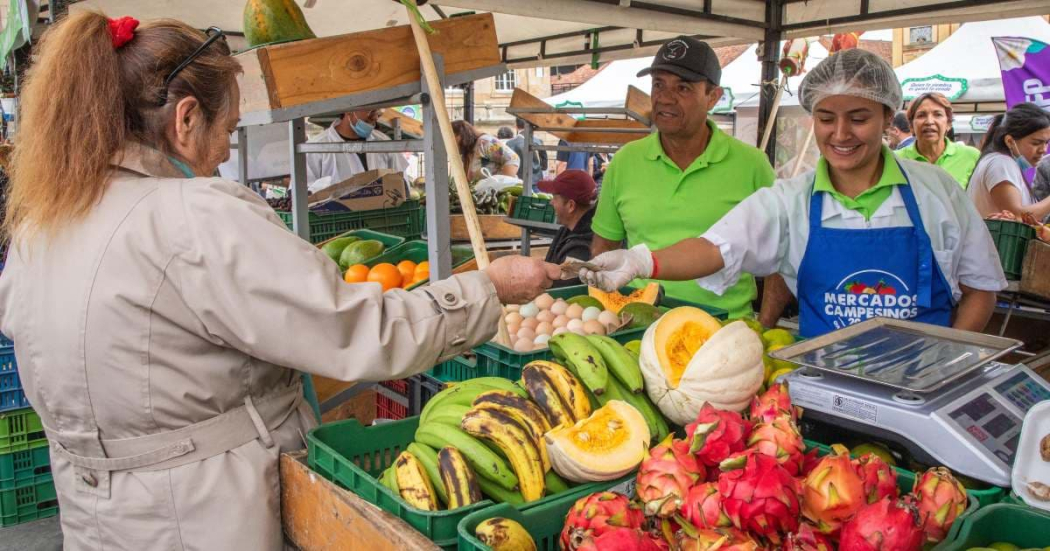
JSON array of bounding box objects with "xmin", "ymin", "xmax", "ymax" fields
[
  {"xmin": 565, "ymin": 304, "xmax": 584, "ymax": 320},
  {"xmin": 517, "ymin": 327, "xmax": 536, "ymax": 341},
  {"xmin": 521, "ymin": 317, "xmax": 539, "ymax": 330},
  {"xmin": 582, "ymin": 306, "xmax": 602, "ymax": 323},
  {"xmin": 533, "ymin": 333, "xmax": 551, "ymax": 346},
  {"xmin": 519, "ymin": 302, "xmax": 539, "ymax": 318},
  {"xmin": 505, "ymin": 312, "xmax": 523, "ymax": 326},
  {"xmin": 597, "ymin": 310, "xmax": 619, "ymax": 327},
  {"xmin": 566, "ymin": 319, "xmax": 585, "ymax": 334},
  {"xmin": 536, "ymin": 310, "xmax": 555, "ymax": 324},
  {"xmin": 583, "ymin": 320, "xmax": 607, "ymax": 336},
  {"xmin": 534, "ymin": 293, "xmax": 555, "ymax": 310},
  {"xmin": 552, "ymin": 315, "xmax": 569, "ymax": 329},
  {"xmin": 505, "ymin": 304, "xmax": 520, "ymax": 313},
  {"xmin": 513, "ymin": 338, "xmax": 534, "ymax": 352},
  {"xmin": 550, "ymin": 300, "xmax": 568, "ymax": 316},
  {"xmin": 535, "ymin": 322, "xmax": 554, "ymax": 336},
  {"xmin": 552, "ymin": 327, "xmax": 569, "ymax": 336}
]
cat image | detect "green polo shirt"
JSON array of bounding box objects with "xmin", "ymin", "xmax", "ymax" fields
[
  {"xmin": 592, "ymin": 121, "xmax": 775, "ymax": 319},
  {"xmin": 813, "ymin": 146, "xmax": 907, "ymax": 220},
  {"xmin": 897, "ymin": 138, "xmax": 980, "ymax": 189}
]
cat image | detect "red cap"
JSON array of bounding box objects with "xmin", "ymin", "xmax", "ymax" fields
[{"xmin": 536, "ymin": 170, "xmax": 596, "ymax": 205}]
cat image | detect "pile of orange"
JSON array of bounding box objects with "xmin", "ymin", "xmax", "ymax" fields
[{"xmin": 344, "ymin": 260, "xmax": 430, "ymax": 292}]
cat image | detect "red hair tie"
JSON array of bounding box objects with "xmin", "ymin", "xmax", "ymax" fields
[{"xmin": 108, "ymin": 16, "xmax": 139, "ymax": 49}]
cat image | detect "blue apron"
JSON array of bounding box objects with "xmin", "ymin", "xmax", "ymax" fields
[{"xmin": 796, "ymin": 163, "xmax": 953, "ymax": 338}]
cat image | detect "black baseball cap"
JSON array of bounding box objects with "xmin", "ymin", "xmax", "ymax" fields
[{"xmin": 638, "ymin": 36, "xmax": 721, "ymax": 86}]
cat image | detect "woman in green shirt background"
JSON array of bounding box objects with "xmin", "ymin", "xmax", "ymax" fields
[{"xmin": 897, "ymin": 92, "xmax": 980, "ymax": 188}]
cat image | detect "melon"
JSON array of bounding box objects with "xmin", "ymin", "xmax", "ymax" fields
[
  {"xmin": 545, "ymin": 401, "xmax": 650, "ymax": 483},
  {"xmin": 587, "ymin": 282, "xmax": 661, "ymax": 313},
  {"xmin": 243, "ymin": 0, "xmax": 317, "ymax": 48}
]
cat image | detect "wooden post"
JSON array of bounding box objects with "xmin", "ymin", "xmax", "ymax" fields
[
  {"xmin": 791, "ymin": 124, "xmax": 816, "ymax": 178},
  {"xmin": 758, "ymin": 74, "xmax": 788, "ymax": 152},
  {"xmin": 404, "ymin": 0, "xmax": 512, "ymax": 347}
]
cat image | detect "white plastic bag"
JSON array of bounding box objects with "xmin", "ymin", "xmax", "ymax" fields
[{"xmin": 473, "ymin": 167, "xmax": 521, "ymax": 195}]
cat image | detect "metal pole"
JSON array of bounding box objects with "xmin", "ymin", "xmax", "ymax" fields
[
  {"xmin": 288, "ymin": 118, "xmax": 311, "ymax": 242},
  {"xmin": 463, "ymin": 82, "xmax": 475, "ymax": 124},
  {"xmin": 236, "ymin": 127, "xmax": 248, "ymax": 185},
  {"xmin": 520, "ymin": 120, "xmax": 535, "ymax": 257},
  {"xmin": 422, "ymin": 56, "xmax": 453, "ymax": 281},
  {"xmin": 757, "ymin": 0, "xmax": 783, "ymax": 165}
]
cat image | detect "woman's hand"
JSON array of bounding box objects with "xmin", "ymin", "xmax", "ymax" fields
[
  {"xmin": 579, "ymin": 245, "xmax": 654, "ymax": 292},
  {"xmin": 485, "ymin": 256, "xmax": 561, "ymax": 304}
]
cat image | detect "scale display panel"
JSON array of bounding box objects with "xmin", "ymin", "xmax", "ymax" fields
[
  {"xmin": 946, "ymin": 393, "xmax": 1021, "ymax": 465},
  {"xmin": 994, "ymin": 372, "xmax": 1050, "ymax": 411}
]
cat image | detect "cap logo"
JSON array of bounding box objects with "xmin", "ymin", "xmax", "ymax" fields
[{"xmin": 663, "ymin": 39, "xmax": 689, "ymax": 60}]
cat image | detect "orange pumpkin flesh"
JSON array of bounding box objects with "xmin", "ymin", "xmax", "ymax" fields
[
  {"xmin": 588, "ymin": 282, "xmax": 660, "ymax": 313},
  {"xmin": 653, "ymin": 307, "xmax": 722, "ymax": 388}
]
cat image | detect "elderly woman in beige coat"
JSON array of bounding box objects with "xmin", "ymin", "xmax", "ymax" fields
[{"xmin": 0, "ymin": 13, "xmax": 558, "ymax": 551}]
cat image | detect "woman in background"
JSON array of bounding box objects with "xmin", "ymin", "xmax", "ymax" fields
[{"xmin": 967, "ymin": 103, "xmax": 1050, "ymax": 219}]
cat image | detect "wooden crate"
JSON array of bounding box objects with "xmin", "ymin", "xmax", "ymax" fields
[
  {"xmin": 450, "ymin": 214, "xmax": 522, "ymax": 241},
  {"xmin": 1020, "ymin": 239, "xmax": 1050, "ymax": 300},
  {"xmin": 237, "ymin": 13, "xmax": 499, "ymax": 114}
]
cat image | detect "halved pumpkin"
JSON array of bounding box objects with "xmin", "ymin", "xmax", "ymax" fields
[
  {"xmin": 545, "ymin": 400, "xmax": 650, "ymax": 483},
  {"xmin": 639, "ymin": 308, "xmax": 764, "ymax": 425},
  {"xmin": 588, "ymin": 282, "xmax": 661, "ymax": 313}
]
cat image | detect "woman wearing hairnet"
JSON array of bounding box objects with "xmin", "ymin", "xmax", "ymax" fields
[{"xmin": 579, "ymin": 50, "xmax": 1007, "ymax": 337}]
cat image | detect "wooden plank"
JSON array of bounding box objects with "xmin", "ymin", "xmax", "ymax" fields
[
  {"xmin": 1020, "ymin": 240, "xmax": 1050, "ymax": 300},
  {"xmin": 450, "ymin": 214, "xmax": 522, "ymax": 241},
  {"xmin": 238, "ymin": 13, "xmax": 499, "ymax": 113},
  {"xmin": 510, "ymin": 87, "xmax": 651, "ymax": 145},
  {"xmin": 624, "ymin": 85, "xmax": 652, "ymax": 122},
  {"xmin": 567, "ymin": 118, "xmax": 651, "ymax": 145},
  {"xmin": 281, "ymin": 452, "xmax": 440, "ymax": 551},
  {"xmin": 510, "ymin": 88, "xmax": 578, "ymax": 133},
  {"xmin": 320, "ymin": 389, "xmax": 376, "ymax": 425},
  {"xmin": 380, "ymin": 110, "xmax": 424, "ymax": 138}
]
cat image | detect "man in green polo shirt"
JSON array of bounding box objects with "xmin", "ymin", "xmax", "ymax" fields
[
  {"xmin": 897, "ymin": 92, "xmax": 979, "ymax": 188},
  {"xmin": 590, "ymin": 36, "xmax": 776, "ymax": 319}
]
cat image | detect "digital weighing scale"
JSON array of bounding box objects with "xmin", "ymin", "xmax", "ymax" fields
[{"xmin": 770, "ymin": 318, "xmax": 1050, "ymax": 487}]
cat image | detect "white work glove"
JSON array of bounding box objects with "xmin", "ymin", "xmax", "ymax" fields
[{"xmin": 579, "ymin": 244, "xmax": 654, "ymax": 292}]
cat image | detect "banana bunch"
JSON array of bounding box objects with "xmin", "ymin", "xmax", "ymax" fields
[{"xmin": 473, "ymin": 188, "xmax": 508, "ymax": 215}]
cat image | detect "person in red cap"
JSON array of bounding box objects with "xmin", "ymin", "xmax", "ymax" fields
[{"xmin": 538, "ymin": 169, "xmax": 598, "ymax": 287}]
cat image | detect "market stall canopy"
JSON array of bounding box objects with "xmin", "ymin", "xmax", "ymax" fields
[{"xmin": 70, "ymin": 0, "xmax": 1050, "ymax": 69}]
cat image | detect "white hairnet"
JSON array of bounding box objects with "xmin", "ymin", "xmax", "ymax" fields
[{"xmin": 799, "ymin": 49, "xmax": 902, "ymax": 114}]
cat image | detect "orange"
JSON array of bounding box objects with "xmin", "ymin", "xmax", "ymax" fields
[
  {"xmin": 396, "ymin": 260, "xmax": 417, "ymax": 283},
  {"xmin": 344, "ymin": 264, "xmax": 370, "ymax": 284},
  {"xmin": 415, "ymin": 261, "xmax": 430, "ymax": 277},
  {"xmin": 367, "ymin": 263, "xmax": 402, "ymax": 292}
]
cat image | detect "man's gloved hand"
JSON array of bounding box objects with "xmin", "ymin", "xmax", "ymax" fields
[{"xmin": 579, "ymin": 244, "xmax": 654, "ymax": 291}]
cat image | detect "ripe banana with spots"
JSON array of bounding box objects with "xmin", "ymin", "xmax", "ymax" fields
[
  {"xmin": 548, "ymin": 332, "xmax": 609, "ymax": 395},
  {"xmin": 415, "ymin": 422, "xmax": 519, "ymax": 491},
  {"xmin": 461, "ymin": 409, "xmax": 546, "ymax": 502},
  {"xmin": 526, "ymin": 361, "xmax": 591, "ymax": 422},
  {"xmin": 472, "ymin": 390, "xmax": 552, "ymax": 472},
  {"xmin": 419, "ymin": 377, "xmax": 529, "ymax": 425},
  {"xmin": 406, "ymin": 443, "xmax": 447, "ymax": 506},
  {"xmin": 394, "ymin": 451, "xmax": 439, "ymax": 511},
  {"xmin": 438, "ymin": 446, "xmax": 483, "ymax": 509},
  {"xmin": 586, "ymin": 334, "xmax": 645, "ymax": 394},
  {"xmin": 521, "ymin": 363, "xmax": 575, "ymax": 429},
  {"xmin": 475, "ymin": 517, "xmax": 538, "ymax": 551}
]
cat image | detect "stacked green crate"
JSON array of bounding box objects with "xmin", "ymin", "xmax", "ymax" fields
[{"xmin": 0, "ymin": 408, "xmax": 57, "ymax": 527}]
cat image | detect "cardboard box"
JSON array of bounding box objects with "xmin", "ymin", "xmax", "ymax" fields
[{"xmin": 308, "ymin": 169, "xmax": 406, "ymax": 213}]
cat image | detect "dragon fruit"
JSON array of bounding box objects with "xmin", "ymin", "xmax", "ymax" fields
[
  {"xmin": 838, "ymin": 496, "xmax": 925, "ymax": 551},
  {"xmin": 911, "ymin": 467, "xmax": 968, "ymax": 543},
  {"xmin": 749, "ymin": 382, "xmax": 798, "ymax": 423},
  {"xmin": 783, "ymin": 523, "xmax": 835, "ymax": 551},
  {"xmin": 637, "ymin": 435, "xmax": 706, "ymax": 517},
  {"xmin": 801, "ymin": 445, "xmax": 866, "ymax": 535},
  {"xmin": 855, "ymin": 453, "xmax": 899, "ymax": 504},
  {"xmin": 560, "ymin": 492, "xmax": 645, "ymax": 550},
  {"xmin": 679, "ymin": 482, "xmax": 731, "ymax": 530},
  {"xmin": 717, "ymin": 451, "xmax": 802, "ymax": 544},
  {"xmin": 575, "ymin": 527, "xmax": 665, "ymax": 551},
  {"xmin": 801, "ymin": 448, "xmax": 821, "ymax": 477},
  {"xmin": 687, "ymin": 403, "xmax": 753, "ymax": 467},
  {"xmin": 746, "ymin": 416, "xmax": 805, "ymax": 475},
  {"xmin": 675, "ymin": 526, "xmax": 764, "ymax": 551}
]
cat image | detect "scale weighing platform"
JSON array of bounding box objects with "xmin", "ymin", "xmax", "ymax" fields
[{"xmin": 771, "ymin": 318, "xmax": 1050, "ymax": 487}]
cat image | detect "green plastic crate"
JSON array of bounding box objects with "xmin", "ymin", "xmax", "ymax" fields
[
  {"xmin": 0, "ymin": 408, "xmax": 47, "ymax": 455},
  {"xmin": 510, "ymin": 196, "xmax": 555, "ymax": 224},
  {"xmin": 277, "ymin": 200, "xmax": 425, "ymax": 244},
  {"xmin": 426, "ymin": 355, "xmax": 486, "ymax": 383},
  {"xmin": 366, "ymin": 240, "xmax": 476, "ymax": 290},
  {"xmin": 931, "ymin": 504, "xmax": 1050, "ymax": 550},
  {"xmin": 473, "ymin": 285, "xmax": 727, "ymax": 381},
  {"xmin": 986, "ymin": 219, "xmax": 1035, "ymax": 280},
  {"xmin": 0, "ymin": 446, "xmax": 51, "ymax": 490},
  {"xmin": 0, "ymin": 475, "xmax": 58, "ymax": 528},
  {"xmin": 319, "ymin": 229, "xmax": 405, "ymax": 251}
]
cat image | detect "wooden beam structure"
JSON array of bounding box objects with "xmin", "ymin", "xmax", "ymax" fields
[{"xmin": 509, "ymin": 88, "xmax": 652, "ymax": 145}]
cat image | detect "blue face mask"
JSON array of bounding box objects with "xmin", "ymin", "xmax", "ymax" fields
[
  {"xmin": 1008, "ymin": 141, "xmax": 1035, "ymax": 176},
  {"xmin": 167, "ymin": 156, "xmax": 196, "ymax": 178},
  {"xmin": 352, "ymin": 119, "xmax": 375, "ymax": 139}
]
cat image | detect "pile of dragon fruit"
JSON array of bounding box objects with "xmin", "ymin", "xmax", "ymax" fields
[{"xmin": 560, "ymin": 383, "xmax": 970, "ymax": 551}]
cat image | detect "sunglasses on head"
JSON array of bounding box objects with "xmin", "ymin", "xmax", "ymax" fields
[{"xmin": 158, "ymin": 26, "xmax": 228, "ymax": 106}]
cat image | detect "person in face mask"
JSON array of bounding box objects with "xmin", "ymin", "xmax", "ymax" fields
[
  {"xmin": 305, "ymin": 108, "xmax": 410, "ymax": 193},
  {"xmin": 967, "ymin": 103, "xmax": 1050, "ymax": 220}
]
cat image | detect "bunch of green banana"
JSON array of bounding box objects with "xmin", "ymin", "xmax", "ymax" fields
[
  {"xmin": 461, "ymin": 408, "xmax": 546, "ymax": 502},
  {"xmin": 548, "ymin": 333, "xmax": 609, "ymax": 395},
  {"xmin": 419, "ymin": 377, "xmax": 528, "ymax": 425},
  {"xmin": 415, "ymin": 422, "xmax": 519, "ymax": 492},
  {"xmin": 475, "ymin": 517, "xmax": 537, "ymax": 551},
  {"xmin": 394, "ymin": 451, "xmax": 439, "ymax": 511},
  {"xmin": 521, "ymin": 361, "xmax": 589, "ymax": 429},
  {"xmin": 586, "ymin": 335, "xmax": 645, "ymax": 394},
  {"xmin": 438, "ymin": 446, "xmax": 483, "ymax": 509}
]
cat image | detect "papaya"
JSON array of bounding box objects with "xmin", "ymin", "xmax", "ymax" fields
[
  {"xmin": 243, "ymin": 0, "xmax": 317, "ymax": 48},
  {"xmin": 588, "ymin": 282, "xmax": 661, "ymax": 313},
  {"xmin": 619, "ymin": 302, "xmax": 662, "ymax": 329},
  {"xmin": 338, "ymin": 240, "xmax": 385, "ymax": 270},
  {"xmin": 565, "ymin": 296, "xmax": 604, "ymax": 311},
  {"xmin": 320, "ymin": 236, "xmax": 360, "ymax": 265}
]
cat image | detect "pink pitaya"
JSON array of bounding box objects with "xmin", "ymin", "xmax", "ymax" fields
[
  {"xmin": 746, "ymin": 416, "xmax": 805, "ymax": 475},
  {"xmin": 575, "ymin": 527, "xmax": 665, "ymax": 551},
  {"xmin": 560, "ymin": 492, "xmax": 645, "ymax": 550},
  {"xmin": 749, "ymin": 382, "xmax": 799, "ymax": 423},
  {"xmin": 637, "ymin": 435, "xmax": 706, "ymax": 517},
  {"xmin": 687, "ymin": 403, "xmax": 753, "ymax": 467},
  {"xmin": 838, "ymin": 496, "xmax": 925, "ymax": 551},
  {"xmin": 783, "ymin": 523, "xmax": 835, "ymax": 551},
  {"xmin": 801, "ymin": 445, "xmax": 867, "ymax": 535},
  {"xmin": 801, "ymin": 448, "xmax": 821, "ymax": 477},
  {"xmin": 911, "ymin": 467, "xmax": 968, "ymax": 543},
  {"xmin": 679, "ymin": 482, "xmax": 731, "ymax": 530},
  {"xmin": 856, "ymin": 453, "xmax": 899, "ymax": 504},
  {"xmin": 674, "ymin": 526, "xmax": 765, "ymax": 551},
  {"xmin": 717, "ymin": 451, "xmax": 802, "ymax": 544}
]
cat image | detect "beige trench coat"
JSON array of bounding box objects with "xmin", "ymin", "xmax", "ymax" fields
[{"xmin": 0, "ymin": 144, "xmax": 501, "ymax": 550}]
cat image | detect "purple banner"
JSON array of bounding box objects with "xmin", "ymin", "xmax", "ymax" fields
[{"xmin": 993, "ymin": 37, "xmax": 1050, "ymax": 110}]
